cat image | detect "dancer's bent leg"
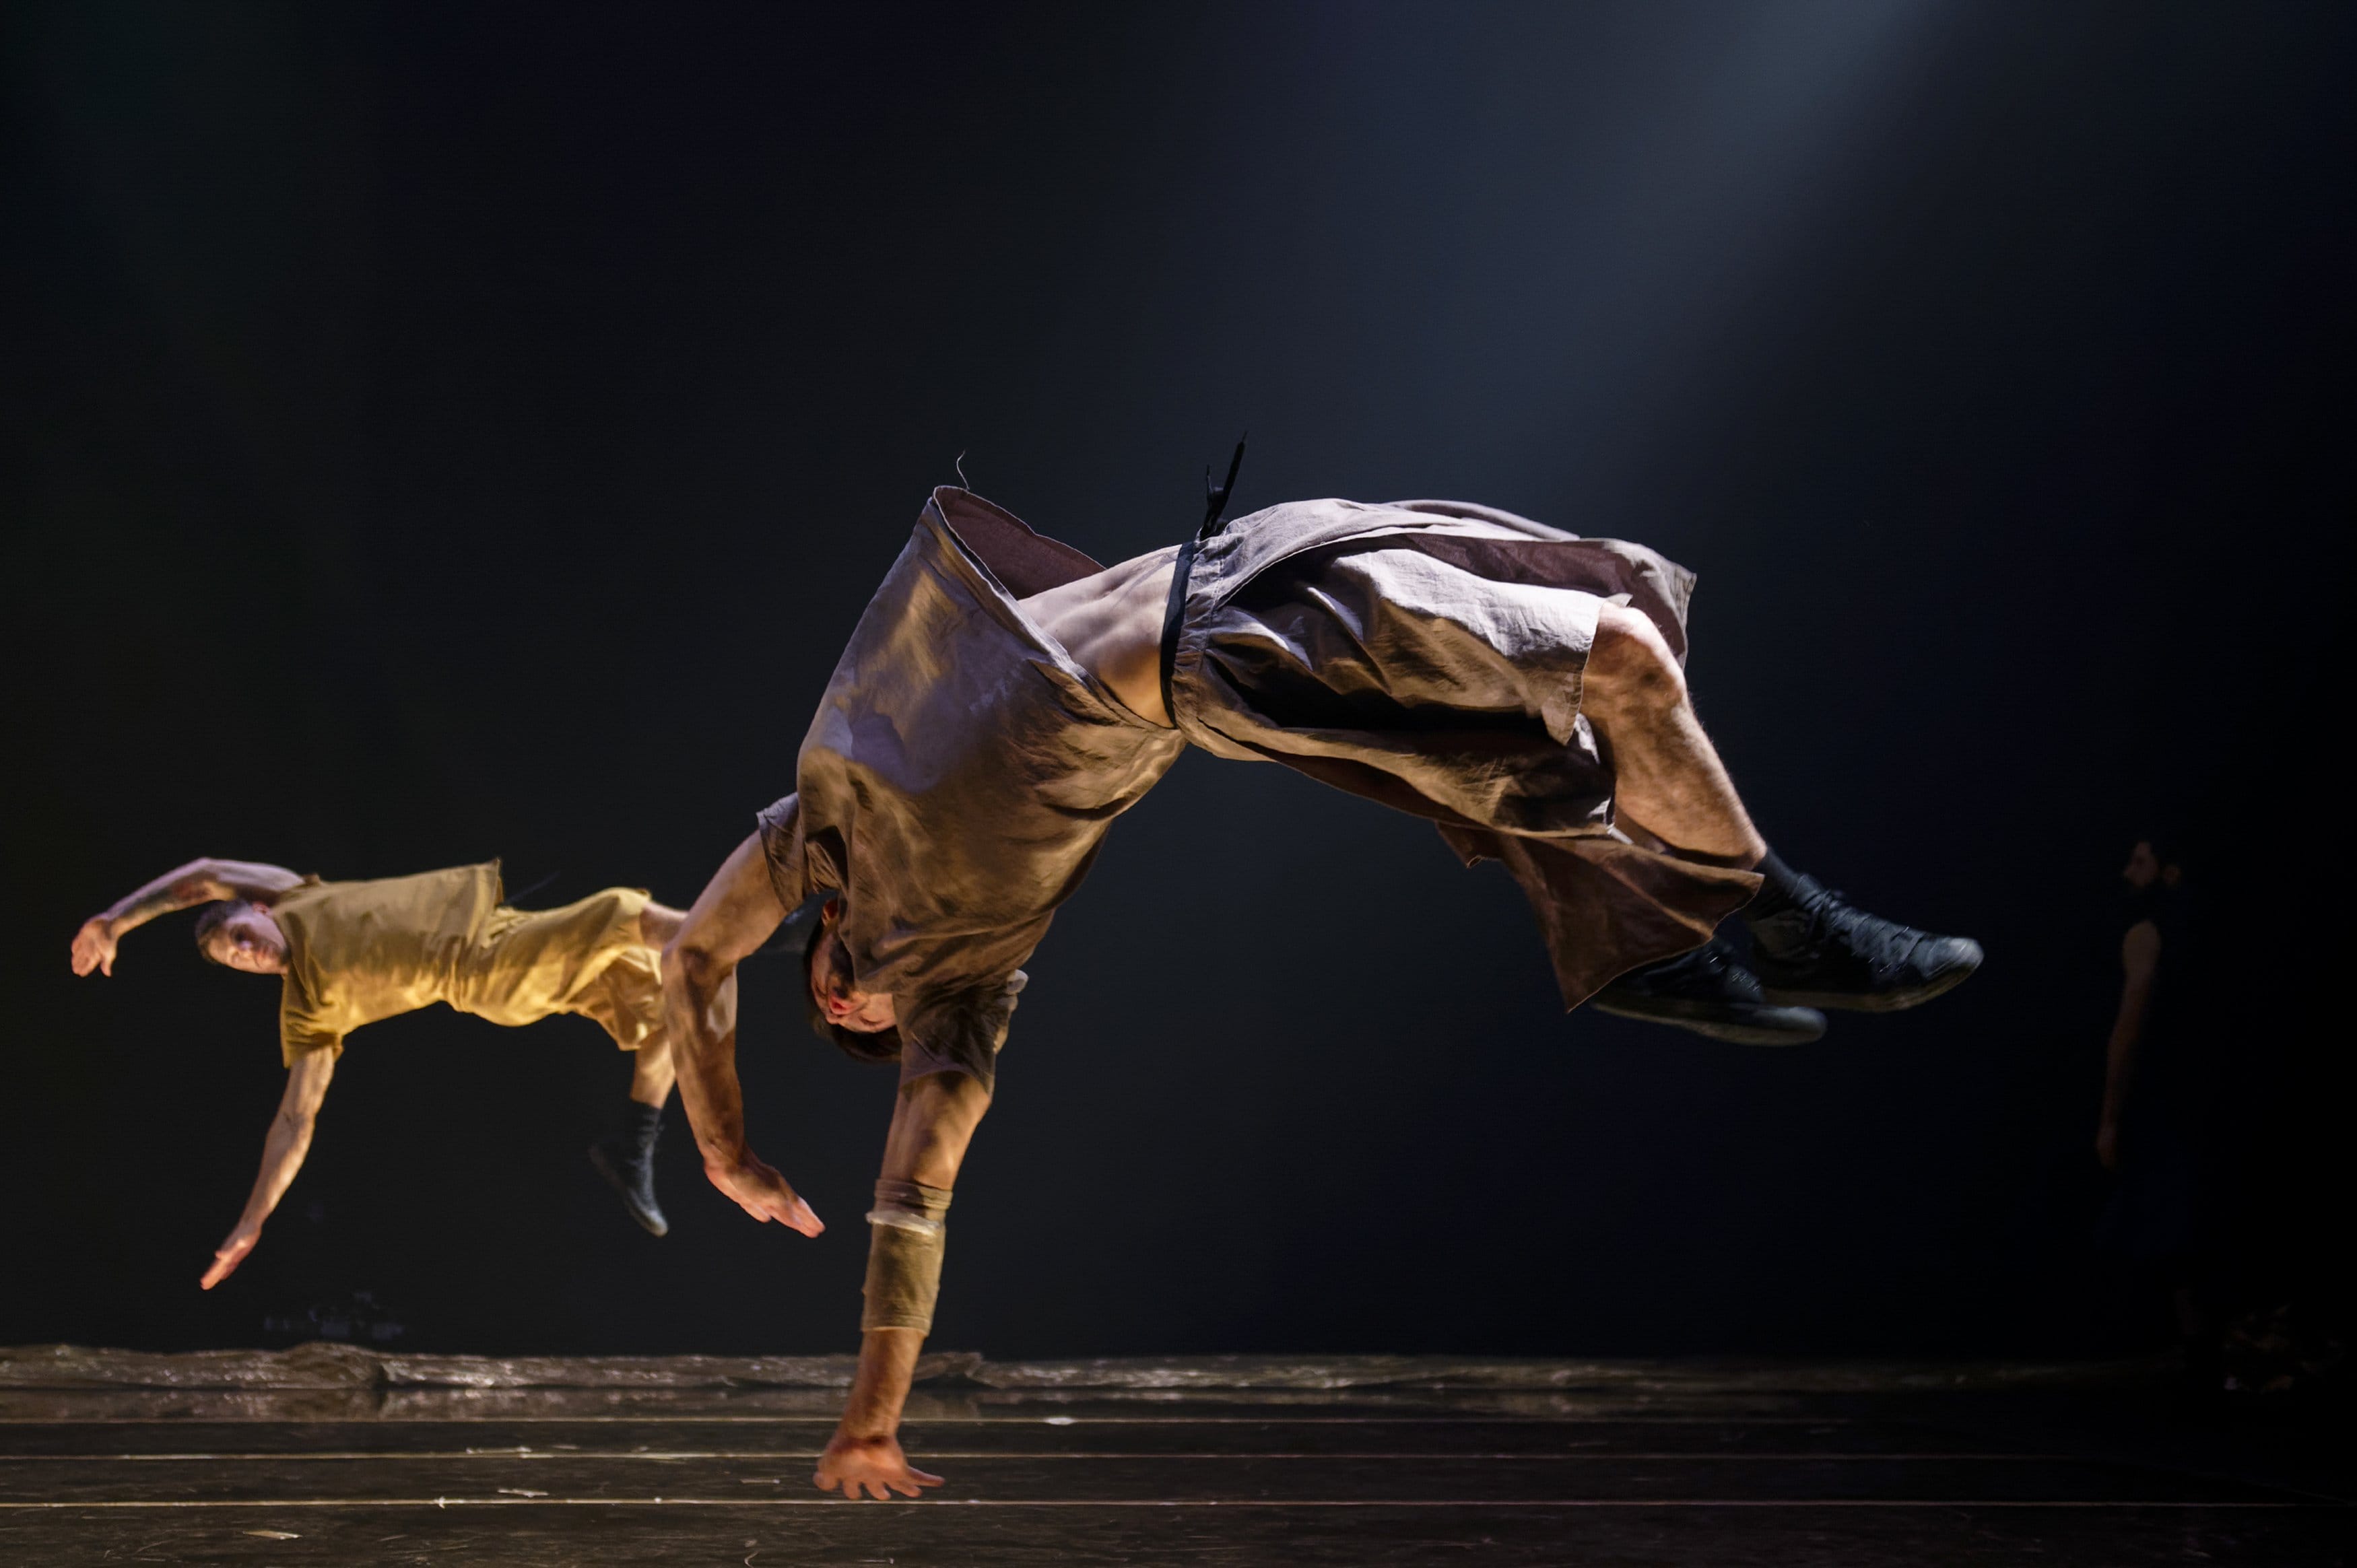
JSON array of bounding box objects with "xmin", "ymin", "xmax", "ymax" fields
[
  {"xmin": 588, "ymin": 900, "xmax": 688, "ymax": 1235},
  {"xmin": 593, "ymin": 1031, "xmax": 674, "ymax": 1237},
  {"xmin": 628, "ymin": 1029, "xmax": 675, "ymax": 1109},
  {"xmin": 1581, "ymin": 605, "xmax": 1765, "ymax": 867},
  {"xmin": 1579, "ymin": 604, "xmax": 1979, "ymax": 1027}
]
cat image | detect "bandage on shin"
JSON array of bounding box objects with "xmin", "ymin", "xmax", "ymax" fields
[{"xmin": 861, "ymin": 1178, "xmax": 952, "ymax": 1334}]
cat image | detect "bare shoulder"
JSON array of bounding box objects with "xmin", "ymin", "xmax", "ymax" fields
[{"xmin": 2122, "ymin": 919, "xmax": 2161, "ymax": 969}]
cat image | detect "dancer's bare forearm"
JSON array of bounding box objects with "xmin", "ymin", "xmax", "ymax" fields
[
  {"xmin": 663, "ymin": 833, "xmax": 778, "ymax": 1165},
  {"xmin": 2097, "ymin": 920, "xmax": 2160, "ymax": 1169},
  {"xmin": 839, "ymin": 1328, "xmax": 928, "ymax": 1441},
  {"xmin": 669, "ymin": 953, "xmax": 749, "ymax": 1161},
  {"xmin": 203, "ymin": 1051, "xmax": 335, "ymax": 1289},
  {"xmin": 833, "ymin": 1081, "xmax": 985, "ymax": 1431},
  {"xmin": 815, "ymin": 1328, "xmax": 939, "ymax": 1500},
  {"xmin": 108, "ymin": 858, "xmax": 298, "ymax": 926},
  {"xmin": 661, "ymin": 825, "xmax": 820, "ymax": 1233},
  {"xmin": 816, "ymin": 1069, "xmax": 991, "ymax": 1497},
  {"xmin": 74, "ymin": 858, "xmax": 301, "ymax": 976}
]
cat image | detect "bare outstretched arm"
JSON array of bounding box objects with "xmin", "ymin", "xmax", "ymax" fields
[
  {"xmin": 660, "ymin": 819, "xmax": 821, "ymax": 1237},
  {"xmin": 2096, "ymin": 919, "xmax": 2160, "ymax": 1171},
  {"xmin": 201, "ymin": 1049, "xmax": 337, "ymax": 1290},
  {"xmin": 814, "ymin": 1068, "xmax": 993, "ymax": 1501},
  {"xmin": 72, "ymin": 857, "xmax": 303, "ymax": 976}
]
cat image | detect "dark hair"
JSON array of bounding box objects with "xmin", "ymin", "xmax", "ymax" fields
[
  {"xmin": 192, "ymin": 900, "xmax": 250, "ymax": 965},
  {"xmin": 2133, "ymin": 831, "xmax": 2189, "ymax": 877},
  {"xmin": 786, "ymin": 897, "xmax": 903, "ymax": 1066}
]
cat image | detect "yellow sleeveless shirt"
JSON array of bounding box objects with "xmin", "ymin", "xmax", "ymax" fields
[{"xmin": 270, "ymin": 864, "xmax": 659, "ymax": 1064}]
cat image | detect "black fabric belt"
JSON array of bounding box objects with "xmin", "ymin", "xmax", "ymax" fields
[
  {"xmin": 1157, "ymin": 536, "xmax": 1198, "ymax": 731},
  {"xmin": 1160, "ymin": 435, "xmax": 1246, "ymax": 729}
]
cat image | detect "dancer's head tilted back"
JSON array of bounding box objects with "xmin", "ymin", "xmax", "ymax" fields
[
  {"xmin": 785, "ymin": 895, "xmax": 900, "ymax": 1064},
  {"xmin": 193, "ymin": 900, "xmax": 290, "ymax": 974}
]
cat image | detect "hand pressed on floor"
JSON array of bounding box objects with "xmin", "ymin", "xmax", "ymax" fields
[{"xmin": 815, "ymin": 1431, "xmax": 943, "ymax": 1500}]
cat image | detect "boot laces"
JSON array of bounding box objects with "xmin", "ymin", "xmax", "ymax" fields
[
  {"xmin": 1661, "ymin": 936, "xmax": 1739, "ymax": 978},
  {"xmin": 1794, "ymin": 882, "xmax": 1921, "ymax": 967}
]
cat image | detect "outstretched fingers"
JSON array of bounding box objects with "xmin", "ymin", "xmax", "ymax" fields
[
  {"xmin": 200, "ymin": 1233, "xmax": 256, "ymax": 1291},
  {"xmin": 738, "ymin": 1190, "xmax": 824, "ymax": 1237},
  {"xmin": 705, "ymin": 1157, "xmax": 826, "ymax": 1236},
  {"xmin": 71, "ymin": 920, "xmax": 118, "ymax": 978},
  {"xmin": 812, "ymin": 1450, "xmax": 942, "ymax": 1500}
]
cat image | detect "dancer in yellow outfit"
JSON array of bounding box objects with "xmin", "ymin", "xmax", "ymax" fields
[{"xmin": 70, "ymin": 858, "xmax": 686, "ymax": 1287}]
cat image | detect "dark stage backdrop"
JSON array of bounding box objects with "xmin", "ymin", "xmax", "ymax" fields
[{"xmin": 3, "ymin": 1, "xmax": 2348, "ymax": 1360}]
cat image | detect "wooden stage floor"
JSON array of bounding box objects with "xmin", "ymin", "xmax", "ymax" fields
[{"xmin": 1, "ymin": 1349, "xmax": 2348, "ymax": 1565}]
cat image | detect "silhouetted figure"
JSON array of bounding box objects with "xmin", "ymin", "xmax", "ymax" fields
[{"xmin": 2096, "ymin": 836, "xmax": 2221, "ymax": 1396}]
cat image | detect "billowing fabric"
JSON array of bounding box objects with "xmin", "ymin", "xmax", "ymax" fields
[
  {"xmin": 1168, "ymin": 498, "xmax": 1760, "ymax": 1006},
  {"xmin": 765, "ymin": 489, "xmax": 1760, "ymax": 1091},
  {"xmin": 271, "ymin": 864, "xmax": 661, "ymax": 1065},
  {"xmin": 760, "ymin": 489, "xmax": 1185, "ymax": 1091}
]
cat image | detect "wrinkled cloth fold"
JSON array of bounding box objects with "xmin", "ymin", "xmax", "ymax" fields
[
  {"xmin": 273, "ymin": 864, "xmax": 663, "ymax": 1063},
  {"xmin": 1168, "ymin": 498, "xmax": 1759, "ymax": 1004},
  {"xmin": 766, "ymin": 489, "xmax": 1760, "ymax": 1095},
  {"xmin": 760, "ymin": 489, "xmax": 1184, "ymax": 1093}
]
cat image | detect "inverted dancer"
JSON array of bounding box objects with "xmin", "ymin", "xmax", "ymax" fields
[
  {"xmin": 71, "ymin": 858, "xmax": 685, "ymax": 1283},
  {"xmin": 661, "ymin": 483, "xmax": 1982, "ymax": 1498}
]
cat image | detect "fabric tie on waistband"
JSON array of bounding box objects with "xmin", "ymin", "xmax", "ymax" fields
[{"xmin": 1157, "ymin": 537, "xmax": 1198, "ymax": 730}]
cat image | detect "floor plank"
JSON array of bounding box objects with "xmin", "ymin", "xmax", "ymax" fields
[{"xmin": 0, "ymin": 1353, "xmax": 2345, "ymax": 1564}]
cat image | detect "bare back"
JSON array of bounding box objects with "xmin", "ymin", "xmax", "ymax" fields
[{"xmin": 1018, "ymin": 545, "xmax": 1181, "ymax": 726}]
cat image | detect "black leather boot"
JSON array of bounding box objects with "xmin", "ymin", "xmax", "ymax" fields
[
  {"xmin": 1743, "ymin": 852, "xmax": 1983, "ymax": 1011},
  {"xmin": 1592, "ymin": 937, "xmax": 1828, "ymax": 1045},
  {"xmin": 589, "ymin": 1101, "xmax": 669, "ymax": 1237}
]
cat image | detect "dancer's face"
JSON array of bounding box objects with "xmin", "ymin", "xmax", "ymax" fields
[
  {"xmin": 2121, "ymin": 841, "xmax": 2179, "ymax": 891},
  {"xmin": 203, "ymin": 908, "xmax": 290, "ymax": 975},
  {"xmin": 809, "ymin": 907, "xmax": 898, "ymax": 1033}
]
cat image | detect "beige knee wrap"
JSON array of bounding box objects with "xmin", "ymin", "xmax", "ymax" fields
[{"xmin": 861, "ymin": 1179, "xmax": 952, "ymax": 1334}]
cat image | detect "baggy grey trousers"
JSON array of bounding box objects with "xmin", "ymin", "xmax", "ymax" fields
[{"xmin": 1166, "ymin": 497, "xmax": 1760, "ymax": 1006}]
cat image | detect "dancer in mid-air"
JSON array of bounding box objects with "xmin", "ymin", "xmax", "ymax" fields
[
  {"xmin": 71, "ymin": 858, "xmax": 685, "ymax": 1283},
  {"xmin": 661, "ymin": 477, "xmax": 1983, "ymax": 1498}
]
